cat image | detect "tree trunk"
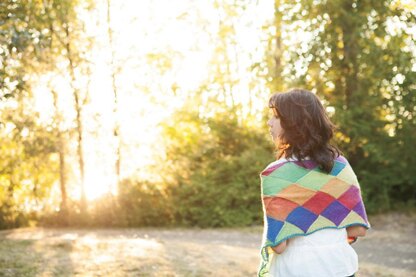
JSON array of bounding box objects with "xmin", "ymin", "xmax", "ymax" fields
[
  {"xmin": 51, "ymin": 89, "xmax": 68, "ymax": 223},
  {"xmin": 273, "ymin": 0, "xmax": 283, "ymax": 92},
  {"xmin": 107, "ymin": 0, "xmax": 122, "ymax": 193},
  {"xmin": 340, "ymin": 3, "xmax": 359, "ymax": 109},
  {"xmin": 64, "ymin": 25, "xmax": 87, "ymax": 214}
]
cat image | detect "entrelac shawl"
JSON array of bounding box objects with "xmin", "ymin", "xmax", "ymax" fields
[{"xmin": 258, "ymin": 156, "xmax": 370, "ymax": 276}]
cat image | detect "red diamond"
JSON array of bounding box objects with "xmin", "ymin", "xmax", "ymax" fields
[{"xmin": 302, "ymin": 191, "xmax": 336, "ymax": 215}]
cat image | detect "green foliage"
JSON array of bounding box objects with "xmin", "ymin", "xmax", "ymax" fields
[
  {"xmin": 159, "ymin": 109, "xmax": 273, "ymax": 227},
  {"xmin": 1, "ymin": 0, "xmax": 414, "ymax": 230},
  {"xmin": 41, "ymin": 179, "xmax": 174, "ymax": 228},
  {"xmin": 0, "ymin": 98, "xmax": 59, "ymax": 229},
  {"xmin": 117, "ymin": 179, "xmax": 174, "ymax": 227},
  {"xmin": 0, "ymin": 0, "xmax": 44, "ymax": 98},
  {"xmin": 0, "ymin": 0, "xmax": 74, "ymax": 98}
]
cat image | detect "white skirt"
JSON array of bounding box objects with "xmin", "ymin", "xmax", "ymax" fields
[{"xmin": 268, "ymin": 228, "xmax": 358, "ymax": 277}]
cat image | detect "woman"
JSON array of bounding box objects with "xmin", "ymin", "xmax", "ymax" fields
[{"xmin": 258, "ymin": 89, "xmax": 370, "ymax": 277}]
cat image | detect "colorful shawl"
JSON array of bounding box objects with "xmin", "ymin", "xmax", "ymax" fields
[{"xmin": 258, "ymin": 155, "xmax": 370, "ymax": 276}]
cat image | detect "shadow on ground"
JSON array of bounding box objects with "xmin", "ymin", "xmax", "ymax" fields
[{"xmin": 0, "ymin": 212, "xmax": 414, "ymax": 276}]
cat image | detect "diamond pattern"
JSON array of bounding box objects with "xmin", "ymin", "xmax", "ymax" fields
[
  {"xmin": 297, "ymin": 171, "xmax": 334, "ymax": 191},
  {"xmin": 265, "ymin": 197, "xmax": 299, "ymax": 221},
  {"xmin": 336, "ymin": 165, "xmax": 359, "ymax": 185},
  {"xmin": 302, "ymin": 191, "xmax": 336, "ymax": 215},
  {"xmin": 339, "ymin": 210, "xmax": 365, "ymax": 226},
  {"xmin": 266, "ymin": 216, "xmax": 284, "ymax": 241},
  {"xmin": 277, "ymin": 184, "xmax": 316, "ymax": 205},
  {"xmin": 293, "ymin": 160, "xmax": 318, "ymax": 170},
  {"xmin": 275, "ymin": 222, "xmax": 304, "ymax": 243},
  {"xmin": 335, "ymin": 155, "xmax": 348, "ymax": 164},
  {"xmin": 268, "ymin": 163, "xmax": 310, "ymax": 182},
  {"xmin": 286, "ymin": 206, "xmax": 318, "ymax": 232},
  {"xmin": 353, "ymin": 201, "xmax": 368, "ymax": 221},
  {"xmin": 262, "ymin": 162, "xmax": 287, "ymax": 176},
  {"xmin": 330, "ymin": 160, "xmax": 347, "ymax": 176},
  {"xmin": 260, "ymin": 156, "xmax": 370, "ymax": 249},
  {"xmin": 319, "ymin": 177, "xmax": 351, "ymax": 198},
  {"xmin": 262, "ymin": 176, "xmax": 294, "ymax": 196},
  {"xmin": 307, "ymin": 215, "xmax": 336, "ymax": 233},
  {"xmin": 321, "ymin": 201, "xmax": 350, "ymax": 226},
  {"xmin": 337, "ymin": 186, "xmax": 361, "ymax": 209}
]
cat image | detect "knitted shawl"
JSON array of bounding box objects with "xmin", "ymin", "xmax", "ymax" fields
[{"xmin": 258, "ymin": 155, "xmax": 370, "ymax": 277}]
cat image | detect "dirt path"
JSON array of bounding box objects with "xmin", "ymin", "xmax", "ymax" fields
[{"xmin": 0, "ymin": 213, "xmax": 414, "ymax": 276}]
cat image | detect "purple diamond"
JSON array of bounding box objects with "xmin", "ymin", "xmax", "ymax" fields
[
  {"xmin": 321, "ymin": 201, "xmax": 350, "ymax": 226},
  {"xmin": 352, "ymin": 201, "xmax": 368, "ymax": 222},
  {"xmin": 262, "ymin": 162, "xmax": 287, "ymax": 176},
  {"xmin": 286, "ymin": 207, "xmax": 318, "ymax": 232},
  {"xmin": 294, "ymin": 160, "xmax": 318, "ymax": 170},
  {"xmin": 335, "ymin": 155, "xmax": 348, "ymax": 164}
]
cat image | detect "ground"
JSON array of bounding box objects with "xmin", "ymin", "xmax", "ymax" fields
[{"xmin": 0, "ymin": 212, "xmax": 415, "ymax": 277}]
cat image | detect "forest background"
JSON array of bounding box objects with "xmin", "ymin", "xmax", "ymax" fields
[{"xmin": 1, "ymin": 0, "xmax": 415, "ymax": 230}]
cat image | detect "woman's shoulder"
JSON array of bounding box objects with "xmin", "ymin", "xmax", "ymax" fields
[
  {"xmin": 261, "ymin": 158, "xmax": 289, "ymax": 176},
  {"xmin": 265, "ymin": 158, "xmax": 288, "ymax": 169},
  {"xmin": 335, "ymin": 155, "xmax": 349, "ymax": 165}
]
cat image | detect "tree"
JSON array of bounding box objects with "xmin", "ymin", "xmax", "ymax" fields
[
  {"xmin": 0, "ymin": 94, "xmax": 59, "ymax": 229},
  {"xmin": 50, "ymin": 87, "xmax": 69, "ymax": 223},
  {"xmin": 0, "ymin": 0, "xmax": 83, "ymax": 228},
  {"xmin": 0, "ymin": 0, "xmax": 60, "ymax": 99},
  {"xmin": 106, "ymin": 0, "xmax": 122, "ymax": 192},
  {"xmin": 159, "ymin": 106, "xmax": 272, "ymax": 227},
  {"xmin": 42, "ymin": 0, "xmax": 94, "ymax": 215},
  {"xmin": 269, "ymin": 0, "xmax": 416, "ymax": 210}
]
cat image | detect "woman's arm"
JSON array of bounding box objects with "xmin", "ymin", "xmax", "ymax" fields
[
  {"xmin": 347, "ymin": 225, "xmax": 367, "ymax": 237},
  {"xmin": 271, "ymin": 240, "xmax": 287, "ymax": 254}
]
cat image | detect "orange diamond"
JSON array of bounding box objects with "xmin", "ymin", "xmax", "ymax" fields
[
  {"xmin": 320, "ymin": 178, "xmax": 351, "ymax": 198},
  {"xmin": 276, "ymin": 184, "xmax": 316, "ymax": 205},
  {"xmin": 264, "ymin": 196, "xmax": 299, "ymax": 221}
]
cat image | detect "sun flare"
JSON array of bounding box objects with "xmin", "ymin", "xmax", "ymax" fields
[{"xmin": 30, "ymin": 0, "xmax": 274, "ymax": 203}]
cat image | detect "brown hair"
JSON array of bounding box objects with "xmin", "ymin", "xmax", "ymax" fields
[{"xmin": 268, "ymin": 88, "xmax": 342, "ymax": 173}]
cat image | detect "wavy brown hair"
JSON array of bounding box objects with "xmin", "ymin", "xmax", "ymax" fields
[{"xmin": 269, "ymin": 88, "xmax": 342, "ymax": 173}]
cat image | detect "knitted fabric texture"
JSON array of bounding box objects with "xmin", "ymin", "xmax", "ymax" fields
[{"xmin": 258, "ymin": 156, "xmax": 370, "ymax": 277}]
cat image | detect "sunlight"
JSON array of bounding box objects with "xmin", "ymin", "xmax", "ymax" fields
[
  {"xmin": 29, "ymin": 0, "xmax": 274, "ymax": 202},
  {"xmin": 84, "ymin": 170, "xmax": 115, "ymax": 200}
]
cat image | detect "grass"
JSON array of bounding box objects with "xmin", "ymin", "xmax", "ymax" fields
[{"xmin": 0, "ymin": 240, "xmax": 43, "ymax": 276}]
